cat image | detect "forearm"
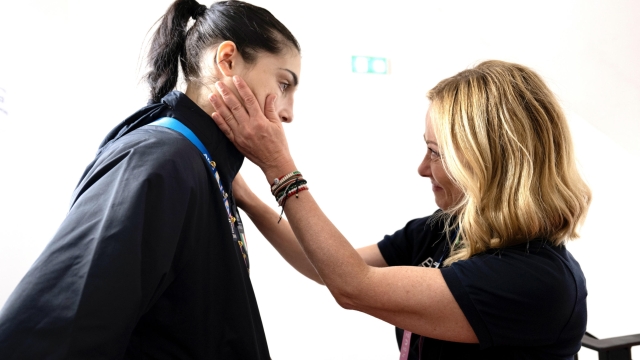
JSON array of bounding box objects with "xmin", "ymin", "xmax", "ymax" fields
[
  {"xmin": 278, "ymin": 188, "xmax": 371, "ymax": 304},
  {"xmin": 241, "ymin": 195, "xmax": 324, "ymax": 284},
  {"xmin": 209, "ymin": 78, "xmax": 478, "ymax": 342}
]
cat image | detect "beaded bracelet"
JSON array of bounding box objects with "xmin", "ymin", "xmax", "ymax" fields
[
  {"xmin": 276, "ymin": 177, "xmax": 307, "ymax": 205},
  {"xmin": 275, "ymin": 179, "xmax": 308, "ymax": 201},
  {"xmin": 272, "ymin": 176, "xmax": 303, "ymax": 197},
  {"xmin": 271, "ymin": 175, "xmax": 304, "ymax": 198},
  {"xmin": 278, "ymin": 186, "xmax": 309, "ymax": 207},
  {"xmin": 271, "ymin": 171, "xmax": 301, "ymax": 194},
  {"xmin": 276, "ymin": 184, "xmax": 308, "ymax": 207},
  {"xmin": 272, "ymin": 171, "xmax": 308, "ymax": 223}
]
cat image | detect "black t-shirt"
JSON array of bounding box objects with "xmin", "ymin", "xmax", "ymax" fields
[{"xmin": 377, "ymin": 210, "xmax": 587, "ymax": 360}]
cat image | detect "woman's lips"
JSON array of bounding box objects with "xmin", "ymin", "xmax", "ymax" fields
[{"xmin": 432, "ymin": 183, "xmax": 443, "ymax": 192}]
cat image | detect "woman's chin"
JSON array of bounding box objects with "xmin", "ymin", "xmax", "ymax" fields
[{"xmin": 435, "ymin": 198, "xmax": 449, "ymax": 211}]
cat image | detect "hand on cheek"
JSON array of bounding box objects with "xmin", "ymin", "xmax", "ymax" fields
[{"xmin": 208, "ymin": 76, "xmax": 296, "ymax": 180}]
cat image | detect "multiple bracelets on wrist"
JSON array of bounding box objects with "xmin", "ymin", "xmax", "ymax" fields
[{"xmin": 271, "ymin": 170, "xmax": 308, "ymax": 223}]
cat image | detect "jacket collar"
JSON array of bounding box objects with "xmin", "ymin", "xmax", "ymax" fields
[{"xmin": 98, "ymin": 91, "xmax": 244, "ymax": 190}]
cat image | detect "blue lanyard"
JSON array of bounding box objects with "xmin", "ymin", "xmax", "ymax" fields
[{"xmin": 147, "ymin": 117, "xmax": 249, "ymax": 270}]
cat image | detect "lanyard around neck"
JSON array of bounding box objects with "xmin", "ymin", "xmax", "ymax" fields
[{"xmin": 148, "ymin": 117, "xmax": 249, "ymax": 271}]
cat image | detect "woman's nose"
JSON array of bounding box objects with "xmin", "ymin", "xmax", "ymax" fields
[
  {"xmin": 418, "ymin": 155, "xmax": 431, "ymax": 177},
  {"xmin": 279, "ymin": 112, "xmax": 292, "ymax": 123},
  {"xmin": 278, "ymin": 98, "xmax": 294, "ymax": 123}
]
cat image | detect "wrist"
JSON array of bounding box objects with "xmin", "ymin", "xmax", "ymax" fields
[
  {"xmin": 263, "ymin": 161, "xmax": 298, "ymax": 186},
  {"xmin": 267, "ymin": 167, "xmax": 309, "ymax": 223}
]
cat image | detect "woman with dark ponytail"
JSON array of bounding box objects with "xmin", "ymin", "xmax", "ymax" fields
[{"xmin": 0, "ymin": 1, "xmax": 300, "ymax": 359}]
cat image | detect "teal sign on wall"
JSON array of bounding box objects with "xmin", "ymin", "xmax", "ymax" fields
[{"xmin": 351, "ymin": 56, "xmax": 389, "ymax": 74}]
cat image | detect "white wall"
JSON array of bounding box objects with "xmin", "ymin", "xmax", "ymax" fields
[{"xmin": 0, "ymin": 1, "xmax": 638, "ymax": 359}]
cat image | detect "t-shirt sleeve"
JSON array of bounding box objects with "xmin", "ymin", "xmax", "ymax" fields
[
  {"xmin": 377, "ymin": 217, "xmax": 429, "ymax": 267},
  {"xmin": 440, "ymin": 246, "xmax": 578, "ymax": 349},
  {"xmin": 0, "ymin": 130, "xmax": 204, "ymax": 359}
]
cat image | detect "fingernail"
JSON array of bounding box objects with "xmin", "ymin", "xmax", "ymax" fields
[
  {"xmin": 215, "ymin": 82, "xmax": 222, "ymax": 90},
  {"xmin": 233, "ymin": 76, "xmax": 239, "ymax": 83}
]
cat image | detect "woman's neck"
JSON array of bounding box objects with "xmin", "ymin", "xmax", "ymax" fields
[{"xmin": 185, "ymin": 83, "xmax": 216, "ymax": 116}]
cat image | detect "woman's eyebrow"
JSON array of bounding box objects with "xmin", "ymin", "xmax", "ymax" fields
[
  {"xmin": 424, "ymin": 135, "xmax": 438, "ymax": 146},
  {"xmin": 280, "ymin": 68, "xmax": 299, "ymax": 86}
]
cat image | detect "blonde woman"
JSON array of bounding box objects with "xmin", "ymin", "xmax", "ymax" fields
[{"xmin": 209, "ymin": 60, "xmax": 591, "ymax": 359}]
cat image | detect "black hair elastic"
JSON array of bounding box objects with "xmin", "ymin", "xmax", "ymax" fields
[{"xmin": 192, "ymin": 4, "xmax": 207, "ymax": 20}]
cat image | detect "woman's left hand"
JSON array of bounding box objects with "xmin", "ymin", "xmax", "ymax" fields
[{"xmin": 209, "ymin": 76, "xmax": 297, "ymax": 182}]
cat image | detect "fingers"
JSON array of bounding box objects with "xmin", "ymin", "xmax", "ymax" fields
[
  {"xmin": 209, "ymin": 92, "xmax": 236, "ymax": 138},
  {"xmin": 213, "ymin": 81, "xmax": 248, "ymax": 125},
  {"xmin": 211, "ymin": 110, "xmax": 236, "ymax": 142},
  {"xmin": 209, "ymin": 92, "xmax": 235, "ymax": 125},
  {"xmin": 264, "ymin": 94, "xmax": 279, "ymax": 123},
  {"xmin": 231, "ymin": 76, "xmax": 264, "ymax": 118},
  {"xmin": 210, "ymin": 77, "xmax": 279, "ymax": 125}
]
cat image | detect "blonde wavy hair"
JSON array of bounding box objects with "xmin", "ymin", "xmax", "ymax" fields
[{"xmin": 427, "ymin": 60, "xmax": 592, "ymax": 265}]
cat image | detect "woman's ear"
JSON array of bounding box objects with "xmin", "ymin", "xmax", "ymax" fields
[{"xmin": 215, "ymin": 41, "xmax": 240, "ymax": 77}]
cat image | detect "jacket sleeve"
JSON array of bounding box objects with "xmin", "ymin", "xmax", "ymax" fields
[{"xmin": 0, "ymin": 130, "xmax": 202, "ymax": 359}]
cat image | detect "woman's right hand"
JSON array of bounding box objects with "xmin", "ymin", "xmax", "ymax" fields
[{"xmin": 209, "ymin": 76, "xmax": 297, "ymax": 183}]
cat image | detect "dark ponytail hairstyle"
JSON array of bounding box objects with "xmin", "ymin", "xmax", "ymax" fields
[{"xmin": 145, "ymin": 0, "xmax": 300, "ymax": 103}]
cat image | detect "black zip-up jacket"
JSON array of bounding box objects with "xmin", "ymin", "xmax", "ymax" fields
[{"xmin": 0, "ymin": 91, "xmax": 270, "ymax": 359}]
